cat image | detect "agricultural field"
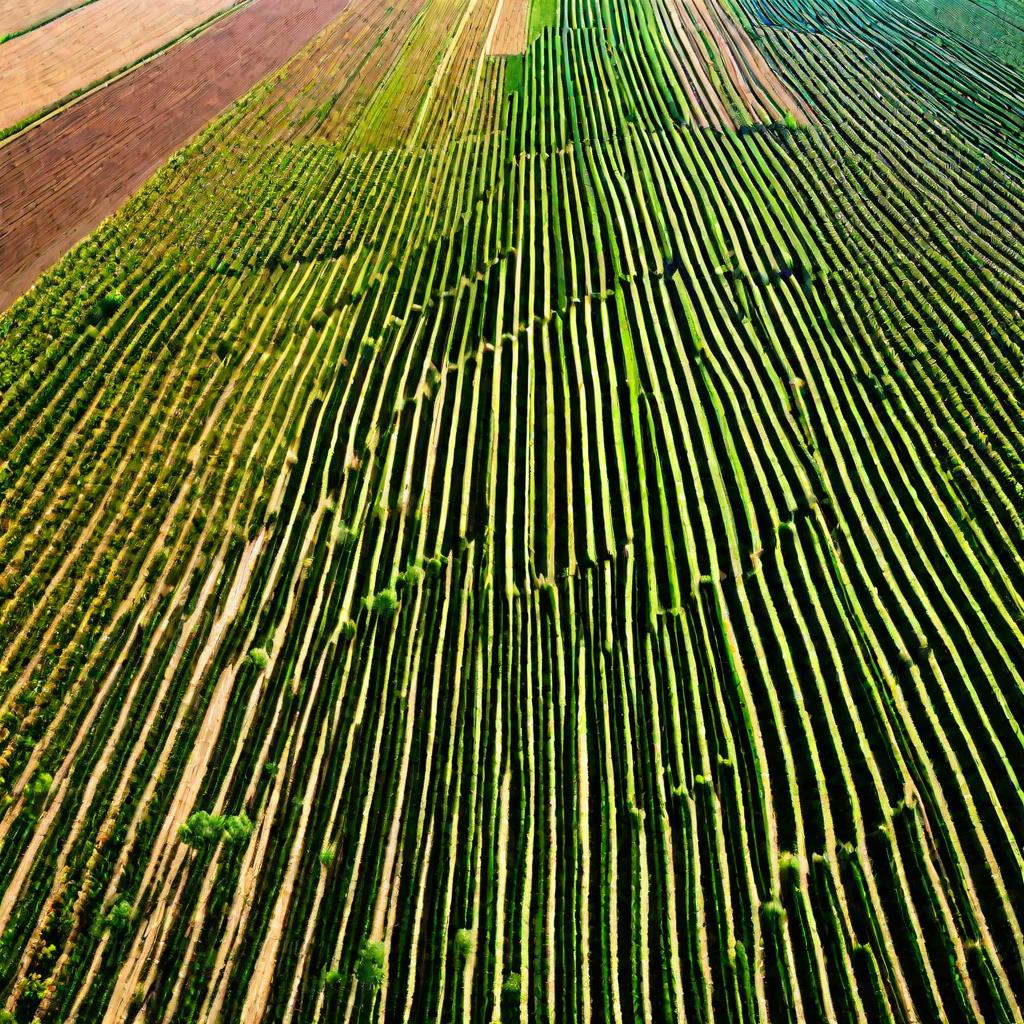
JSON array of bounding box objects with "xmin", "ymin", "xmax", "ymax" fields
[
  {"xmin": 0, "ymin": 0, "xmax": 353, "ymax": 309},
  {"xmin": 0, "ymin": 0, "xmax": 1022, "ymax": 1021},
  {"xmin": 0, "ymin": 0, "xmax": 252, "ymax": 130}
]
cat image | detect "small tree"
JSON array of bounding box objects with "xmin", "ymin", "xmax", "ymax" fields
[
  {"xmin": 356, "ymin": 940, "xmax": 385, "ymax": 990},
  {"xmin": 248, "ymin": 647, "xmax": 270, "ymax": 669},
  {"xmin": 178, "ymin": 811, "xmax": 222, "ymax": 847},
  {"xmin": 222, "ymin": 812, "xmax": 254, "ymax": 845},
  {"xmin": 179, "ymin": 810, "xmax": 253, "ymax": 847},
  {"xmin": 369, "ymin": 589, "xmax": 399, "ymax": 618},
  {"xmin": 106, "ymin": 898, "xmax": 134, "ymax": 931}
]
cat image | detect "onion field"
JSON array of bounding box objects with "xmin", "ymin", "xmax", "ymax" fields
[{"xmin": 0, "ymin": 0, "xmax": 1022, "ymax": 1021}]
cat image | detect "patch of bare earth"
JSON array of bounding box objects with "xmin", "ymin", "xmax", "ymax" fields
[{"xmin": 486, "ymin": 0, "xmax": 526, "ymax": 56}]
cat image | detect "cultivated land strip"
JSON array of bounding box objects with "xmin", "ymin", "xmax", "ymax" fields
[
  {"xmin": 0, "ymin": 0, "xmax": 355, "ymax": 310},
  {"xmin": 0, "ymin": 0, "xmax": 1022, "ymax": 1020},
  {"xmin": 0, "ymin": 0, "xmax": 247, "ymax": 130}
]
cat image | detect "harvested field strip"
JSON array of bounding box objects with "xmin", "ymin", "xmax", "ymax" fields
[
  {"xmin": 0, "ymin": 0, "xmax": 98, "ymax": 41},
  {"xmin": 487, "ymin": 0, "xmax": 528, "ymax": 55},
  {"xmin": 0, "ymin": 0, "xmax": 249, "ymax": 130},
  {"xmin": 0, "ymin": 0, "xmax": 356, "ymax": 310},
  {"xmin": 0, "ymin": 0, "xmax": 1022, "ymax": 1020}
]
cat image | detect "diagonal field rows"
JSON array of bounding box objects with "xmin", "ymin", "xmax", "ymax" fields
[{"xmin": 0, "ymin": 0, "xmax": 1022, "ymax": 1020}]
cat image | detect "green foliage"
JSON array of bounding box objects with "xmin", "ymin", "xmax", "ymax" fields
[
  {"xmin": 264, "ymin": 761, "xmax": 279, "ymax": 777},
  {"xmin": 369, "ymin": 588, "xmax": 399, "ymax": 618},
  {"xmin": 178, "ymin": 810, "xmax": 254, "ymax": 847},
  {"xmin": 90, "ymin": 288, "xmax": 125, "ymax": 324},
  {"xmin": 454, "ymin": 928, "xmax": 473, "ymax": 957},
  {"xmin": 500, "ymin": 973, "xmax": 522, "ymax": 1021},
  {"xmin": 323, "ymin": 969, "xmax": 342, "ymax": 987},
  {"xmin": 779, "ymin": 851, "xmax": 800, "ymax": 879},
  {"xmin": 106, "ymin": 898, "xmax": 134, "ymax": 931},
  {"xmin": 21, "ymin": 973, "xmax": 47, "ymax": 1000},
  {"xmin": 248, "ymin": 646, "xmax": 271, "ymax": 669},
  {"xmin": 356, "ymin": 940, "xmax": 385, "ymax": 989},
  {"xmin": 178, "ymin": 811, "xmax": 223, "ymax": 846},
  {"xmin": 319, "ymin": 845, "xmax": 335, "ymax": 867},
  {"xmin": 25, "ymin": 772, "xmax": 52, "ymax": 810},
  {"xmin": 401, "ymin": 565, "xmax": 425, "ymax": 586},
  {"xmin": 222, "ymin": 811, "xmax": 254, "ymax": 845}
]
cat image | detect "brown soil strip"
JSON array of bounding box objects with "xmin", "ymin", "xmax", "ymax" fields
[
  {"xmin": 0, "ymin": 0, "xmax": 353, "ymax": 312},
  {"xmin": 0, "ymin": 0, "xmax": 245, "ymax": 129},
  {"xmin": 486, "ymin": 0, "xmax": 526, "ymax": 56}
]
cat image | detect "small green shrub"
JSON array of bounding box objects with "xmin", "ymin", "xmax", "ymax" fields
[
  {"xmin": 106, "ymin": 898, "xmax": 133, "ymax": 931},
  {"xmin": 323, "ymin": 969, "xmax": 342, "ymax": 987},
  {"xmin": 356, "ymin": 940, "xmax": 385, "ymax": 989},
  {"xmin": 370, "ymin": 589, "xmax": 399, "ymax": 618},
  {"xmin": 248, "ymin": 647, "xmax": 270, "ymax": 669},
  {"xmin": 402, "ymin": 565, "xmax": 425, "ymax": 586},
  {"xmin": 319, "ymin": 846, "xmax": 335, "ymax": 867},
  {"xmin": 222, "ymin": 812, "xmax": 254, "ymax": 845},
  {"xmin": 90, "ymin": 289, "xmax": 125, "ymax": 324},
  {"xmin": 455, "ymin": 928, "xmax": 473, "ymax": 957},
  {"xmin": 25, "ymin": 772, "xmax": 52, "ymax": 810},
  {"xmin": 500, "ymin": 973, "xmax": 521, "ymax": 1021},
  {"xmin": 179, "ymin": 810, "xmax": 253, "ymax": 847},
  {"xmin": 178, "ymin": 811, "xmax": 222, "ymax": 847}
]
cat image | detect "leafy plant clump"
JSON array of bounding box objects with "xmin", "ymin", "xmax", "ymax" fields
[
  {"xmin": 500, "ymin": 973, "xmax": 522, "ymax": 1022},
  {"xmin": 179, "ymin": 810, "xmax": 254, "ymax": 848},
  {"xmin": 90, "ymin": 288, "xmax": 125, "ymax": 324},
  {"xmin": 106, "ymin": 898, "xmax": 134, "ymax": 931},
  {"xmin": 455, "ymin": 928, "xmax": 473, "ymax": 957},
  {"xmin": 356, "ymin": 940, "xmax": 385, "ymax": 989},
  {"xmin": 369, "ymin": 588, "xmax": 399, "ymax": 618},
  {"xmin": 24, "ymin": 772, "xmax": 53, "ymax": 810},
  {"xmin": 248, "ymin": 646, "xmax": 271, "ymax": 669}
]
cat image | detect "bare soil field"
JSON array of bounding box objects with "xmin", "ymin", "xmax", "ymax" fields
[
  {"xmin": 0, "ymin": 0, "xmax": 91, "ymax": 39},
  {"xmin": 486, "ymin": 0, "xmax": 527, "ymax": 55},
  {"xmin": 0, "ymin": 0, "xmax": 247, "ymax": 130},
  {"xmin": 0, "ymin": 0, "xmax": 353, "ymax": 310}
]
